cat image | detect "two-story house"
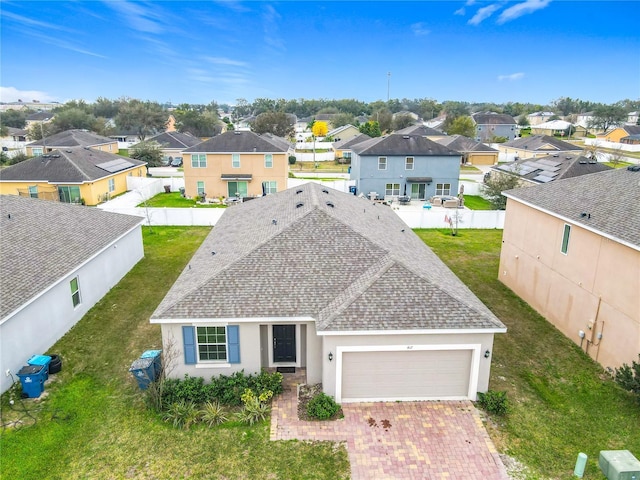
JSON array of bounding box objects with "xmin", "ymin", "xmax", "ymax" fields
[
  {"xmin": 182, "ymin": 131, "xmax": 292, "ymax": 200},
  {"xmin": 349, "ymin": 133, "xmax": 461, "ymax": 200},
  {"xmin": 471, "ymin": 112, "xmax": 517, "ymax": 142}
]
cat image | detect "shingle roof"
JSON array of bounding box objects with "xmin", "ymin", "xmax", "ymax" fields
[
  {"xmin": 0, "ymin": 147, "xmax": 146, "ymax": 183},
  {"xmin": 333, "ymin": 133, "xmax": 371, "ymax": 150},
  {"xmin": 27, "ymin": 129, "xmax": 115, "ymax": 148},
  {"xmin": 151, "ymin": 183, "xmax": 505, "ymax": 332},
  {"xmin": 146, "ymin": 131, "xmax": 202, "ymax": 149},
  {"xmin": 183, "ymin": 131, "xmax": 291, "ymax": 153},
  {"xmin": 503, "ymin": 166, "xmax": 640, "ymax": 249},
  {"xmin": 26, "ymin": 111, "xmax": 54, "ymax": 121},
  {"xmin": 435, "ymin": 135, "xmax": 498, "ymax": 153},
  {"xmin": 395, "ymin": 125, "xmax": 444, "ymax": 136},
  {"xmin": 472, "ymin": 113, "xmax": 516, "ymax": 125},
  {"xmin": 502, "ymin": 135, "xmax": 581, "ymax": 151},
  {"xmin": 351, "ymin": 133, "xmax": 460, "ymax": 156},
  {"xmin": 493, "ymin": 154, "xmax": 611, "ymax": 184},
  {"xmin": 621, "ymin": 125, "xmax": 640, "ymax": 135},
  {"xmin": 0, "ymin": 195, "xmax": 143, "ymax": 319}
]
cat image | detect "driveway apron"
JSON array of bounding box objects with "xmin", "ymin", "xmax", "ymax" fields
[{"xmin": 271, "ymin": 388, "xmax": 509, "ymax": 479}]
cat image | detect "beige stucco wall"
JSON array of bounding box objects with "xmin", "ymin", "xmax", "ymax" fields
[
  {"xmin": 499, "ymin": 199, "xmax": 640, "ymax": 368},
  {"xmin": 183, "ymin": 152, "xmax": 289, "ymax": 199}
]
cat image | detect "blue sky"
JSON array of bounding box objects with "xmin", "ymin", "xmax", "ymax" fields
[{"xmin": 1, "ymin": 1, "xmax": 639, "ymax": 106}]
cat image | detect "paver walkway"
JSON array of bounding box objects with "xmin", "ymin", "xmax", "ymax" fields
[{"xmin": 271, "ymin": 386, "xmax": 509, "ymax": 479}]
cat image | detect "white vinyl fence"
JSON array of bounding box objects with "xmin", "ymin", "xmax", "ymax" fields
[{"xmin": 396, "ymin": 208, "xmax": 505, "ymax": 229}]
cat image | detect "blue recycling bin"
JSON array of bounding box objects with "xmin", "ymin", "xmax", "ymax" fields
[
  {"xmin": 17, "ymin": 365, "xmax": 46, "ymax": 398},
  {"xmin": 28, "ymin": 354, "xmax": 52, "ymax": 380},
  {"xmin": 349, "ymin": 185, "xmax": 357, "ymax": 195}
]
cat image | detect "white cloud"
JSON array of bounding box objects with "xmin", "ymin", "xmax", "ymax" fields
[
  {"xmin": 262, "ymin": 4, "xmax": 285, "ymax": 52},
  {"xmin": 104, "ymin": 1, "xmax": 166, "ymax": 34},
  {"xmin": 411, "ymin": 22, "xmax": 430, "ymax": 36},
  {"xmin": 468, "ymin": 3, "xmax": 501, "ymax": 25},
  {"xmin": 0, "ymin": 87, "xmax": 58, "ymax": 103},
  {"xmin": 203, "ymin": 57, "xmax": 249, "ymax": 67},
  {"xmin": 497, "ymin": 0, "xmax": 552, "ymax": 24},
  {"xmin": 498, "ymin": 72, "xmax": 525, "ymax": 81},
  {"xmin": 454, "ymin": 7, "xmax": 466, "ymax": 16},
  {"xmin": 1, "ymin": 11, "xmax": 73, "ymax": 32}
]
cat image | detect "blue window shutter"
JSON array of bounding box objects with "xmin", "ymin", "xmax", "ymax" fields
[
  {"xmin": 183, "ymin": 326, "xmax": 196, "ymax": 365},
  {"xmin": 228, "ymin": 325, "xmax": 240, "ymax": 364}
]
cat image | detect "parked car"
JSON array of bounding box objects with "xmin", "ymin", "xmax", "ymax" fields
[
  {"xmin": 161, "ymin": 157, "xmax": 172, "ymax": 166},
  {"xmin": 170, "ymin": 157, "xmax": 183, "ymax": 167}
]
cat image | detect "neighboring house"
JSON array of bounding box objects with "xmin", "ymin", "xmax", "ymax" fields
[
  {"xmin": 350, "ymin": 133, "xmax": 461, "ymax": 200},
  {"xmin": 0, "ymin": 195, "xmax": 144, "ymax": 395},
  {"xmin": 326, "ymin": 124, "xmax": 360, "ymax": 143},
  {"xmin": 151, "ymin": 183, "xmax": 506, "ymax": 403},
  {"xmin": 332, "ymin": 133, "xmax": 371, "ymax": 162},
  {"xmin": 499, "ymin": 166, "xmax": 640, "ymax": 369},
  {"xmin": 576, "ymin": 111, "xmax": 595, "ymax": 129},
  {"xmin": 395, "ymin": 124, "xmax": 447, "ymax": 141},
  {"xmin": 621, "ymin": 134, "xmax": 640, "ymax": 145},
  {"xmin": 530, "ymin": 120, "xmax": 587, "ymax": 138},
  {"xmin": 498, "ymin": 135, "xmax": 582, "ymax": 161},
  {"xmin": 145, "ymin": 131, "xmax": 202, "ymax": 163},
  {"xmin": 471, "ymin": 112, "xmax": 517, "ymax": 142},
  {"xmin": 0, "ymin": 146, "xmax": 147, "ymax": 205},
  {"xmin": 26, "ymin": 129, "xmax": 119, "ymax": 157},
  {"xmin": 1, "ymin": 127, "xmax": 28, "ymax": 152},
  {"xmin": 527, "ymin": 111, "xmax": 556, "ymax": 126},
  {"xmin": 627, "ymin": 111, "xmax": 639, "ymax": 125},
  {"xmin": 110, "ymin": 131, "xmax": 140, "ymax": 150},
  {"xmin": 597, "ymin": 125, "xmax": 640, "ymax": 143},
  {"xmin": 166, "ymin": 114, "xmax": 177, "ymax": 132},
  {"xmin": 434, "ymin": 135, "xmax": 499, "ymax": 166},
  {"xmin": 25, "ymin": 111, "xmax": 54, "ymax": 127},
  {"xmin": 491, "ymin": 153, "xmax": 611, "ymax": 186},
  {"xmin": 181, "ymin": 130, "xmax": 292, "ymax": 200}
]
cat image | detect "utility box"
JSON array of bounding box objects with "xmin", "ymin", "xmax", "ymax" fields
[
  {"xmin": 599, "ymin": 450, "xmax": 640, "ymax": 480},
  {"xmin": 17, "ymin": 365, "xmax": 46, "ymax": 398}
]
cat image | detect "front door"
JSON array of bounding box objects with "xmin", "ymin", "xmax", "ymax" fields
[{"xmin": 273, "ymin": 325, "xmax": 296, "ymax": 363}]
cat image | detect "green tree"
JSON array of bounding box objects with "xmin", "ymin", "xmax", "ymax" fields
[
  {"xmin": 92, "ymin": 97, "xmax": 121, "ymax": 118},
  {"xmin": 0, "ymin": 109, "xmax": 30, "ymax": 128},
  {"xmin": 330, "ymin": 113, "xmax": 355, "ymax": 129},
  {"xmin": 392, "ymin": 113, "xmax": 415, "ymax": 131},
  {"xmin": 251, "ymin": 111, "xmax": 294, "ymax": 137},
  {"xmin": 446, "ymin": 116, "xmax": 475, "ymax": 137},
  {"xmin": 371, "ymin": 109, "xmax": 392, "ymax": 133},
  {"xmin": 27, "ymin": 122, "xmax": 54, "ymax": 140},
  {"xmin": 115, "ymin": 99, "xmax": 167, "ymax": 140},
  {"xmin": 517, "ymin": 115, "xmax": 530, "ymax": 127},
  {"xmin": 129, "ymin": 140, "xmax": 164, "ymax": 167},
  {"xmin": 588, "ymin": 104, "xmax": 627, "ymax": 132},
  {"xmin": 480, "ymin": 172, "xmax": 522, "ymax": 209},
  {"xmin": 49, "ymin": 108, "xmax": 98, "ymax": 133},
  {"xmin": 175, "ymin": 109, "xmax": 221, "ymax": 137},
  {"xmin": 359, "ymin": 121, "xmax": 381, "ymax": 137}
]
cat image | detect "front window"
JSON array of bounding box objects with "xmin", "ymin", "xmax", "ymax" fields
[
  {"xmin": 232, "ymin": 154, "xmax": 240, "ymax": 168},
  {"xmin": 28, "ymin": 185, "xmax": 38, "ymax": 198},
  {"xmin": 264, "ymin": 154, "xmax": 273, "ymax": 168},
  {"xmin": 58, "ymin": 186, "xmax": 81, "ymax": 203},
  {"xmin": 108, "ymin": 178, "xmax": 115, "ymax": 192},
  {"xmin": 378, "ymin": 157, "xmax": 387, "ymax": 170},
  {"xmin": 191, "ymin": 154, "xmax": 207, "ymax": 168},
  {"xmin": 561, "ymin": 224, "xmax": 571, "ymax": 254},
  {"xmin": 435, "ymin": 183, "xmax": 451, "ymax": 196},
  {"xmin": 263, "ymin": 181, "xmax": 277, "ymax": 194},
  {"xmin": 196, "ymin": 326, "xmax": 227, "ymax": 361},
  {"xmin": 405, "ymin": 157, "xmax": 414, "ymax": 170},
  {"xmin": 228, "ymin": 181, "xmax": 248, "ymax": 198},
  {"xmin": 385, "ymin": 183, "xmax": 400, "ymax": 196},
  {"xmin": 197, "ymin": 181, "xmax": 205, "ymax": 195},
  {"xmin": 70, "ymin": 277, "xmax": 81, "ymax": 307},
  {"xmin": 32, "ymin": 147, "xmax": 43, "ymax": 156}
]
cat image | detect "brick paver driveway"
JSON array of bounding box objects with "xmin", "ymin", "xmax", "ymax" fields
[{"xmin": 271, "ymin": 387, "xmax": 509, "ymax": 479}]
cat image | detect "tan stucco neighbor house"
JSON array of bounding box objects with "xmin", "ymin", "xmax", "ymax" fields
[
  {"xmin": 26, "ymin": 129, "xmax": 119, "ymax": 157},
  {"xmin": 151, "ymin": 183, "xmax": 506, "ymax": 403},
  {"xmin": 500, "ymin": 166, "xmax": 640, "ymax": 370}
]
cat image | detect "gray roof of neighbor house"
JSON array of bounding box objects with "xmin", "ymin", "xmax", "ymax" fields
[
  {"xmin": 493, "ymin": 153, "xmax": 611, "ymax": 184},
  {"xmin": 395, "ymin": 125, "xmax": 444, "ymax": 136},
  {"xmin": 146, "ymin": 131, "xmax": 202, "ymax": 149},
  {"xmin": 333, "ymin": 133, "xmax": 372, "ymax": 150},
  {"xmin": 183, "ymin": 131, "xmax": 291, "ymax": 153},
  {"xmin": 351, "ymin": 134, "xmax": 460, "ymax": 157},
  {"xmin": 27, "ymin": 129, "xmax": 115, "ymax": 148},
  {"xmin": 502, "ymin": 134, "xmax": 582, "ymax": 152},
  {"xmin": 620, "ymin": 125, "xmax": 640, "ymax": 135},
  {"xmin": 472, "ymin": 113, "xmax": 516, "ymax": 125},
  {"xmin": 503, "ymin": 166, "xmax": 640, "ymax": 249},
  {"xmin": 151, "ymin": 183, "xmax": 505, "ymax": 332},
  {"xmin": 435, "ymin": 135, "xmax": 498, "ymax": 153},
  {"xmin": 0, "ymin": 195, "xmax": 143, "ymax": 320},
  {"xmin": 26, "ymin": 111, "xmax": 54, "ymax": 121},
  {"xmin": 0, "ymin": 147, "xmax": 146, "ymax": 183}
]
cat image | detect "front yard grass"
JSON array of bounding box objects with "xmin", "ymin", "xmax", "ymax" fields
[
  {"xmin": 0, "ymin": 226, "xmax": 349, "ymax": 479},
  {"xmin": 139, "ymin": 192, "xmax": 226, "ymax": 208},
  {"xmin": 416, "ymin": 229, "xmax": 640, "ymax": 480}
]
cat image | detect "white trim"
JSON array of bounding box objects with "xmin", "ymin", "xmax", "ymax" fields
[
  {"xmin": 335, "ymin": 344, "xmax": 481, "ymax": 403},
  {"xmin": 195, "ymin": 363, "xmax": 231, "ymax": 369},
  {"xmin": 151, "ymin": 316, "xmax": 315, "ymax": 324},
  {"xmin": 318, "ymin": 327, "xmax": 506, "ymax": 336}
]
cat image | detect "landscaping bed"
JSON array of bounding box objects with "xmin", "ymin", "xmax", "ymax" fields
[{"xmin": 297, "ymin": 384, "xmax": 343, "ymax": 421}]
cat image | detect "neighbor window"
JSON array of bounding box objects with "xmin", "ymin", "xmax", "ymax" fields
[
  {"xmin": 196, "ymin": 326, "xmax": 227, "ymax": 361},
  {"xmin": 197, "ymin": 181, "xmax": 205, "ymax": 195},
  {"xmin": 58, "ymin": 186, "xmax": 81, "ymax": 203},
  {"xmin": 343, "ymin": 151, "xmax": 352, "ymax": 160},
  {"xmin": 264, "ymin": 154, "xmax": 273, "ymax": 168},
  {"xmin": 385, "ymin": 183, "xmax": 400, "ymax": 196},
  {"xmin": 108, "ymin": 178, "xmax": 115, "ymax": 192},
  {"xmin": 435, "ymin": 183, "xmax": 451, "ymax": 196},
  {"xmin": 405, "ymin": 157, "xmax": 414, "ymax": 170},
  {"xmin": 561, "ymin": 224, "xmax": 571, "ymax": 254},
  {"xmin": 232, "ymin": 154, "xmax": 240, "ymax": 168},
  {"xmin": 32, "ymin": 147, "xmax": 43, "ymax": 156},
  {"xmin": 378, "ymin": 157, "xmax": 387, "ymax": 170},
  {"xmin": 263, "ymin": 181, "xmax": 277, "ymax": 194},
  {"xmin": 191, "ymin": 154, "xmax": 207, "ymax": 168},
  {"xmin": 28, "ymin": 185, "xmax": 38, "ymax": 198},
  {"xmin": 70, "ymin": 277, "xmax": 81, "ymax": 307}
]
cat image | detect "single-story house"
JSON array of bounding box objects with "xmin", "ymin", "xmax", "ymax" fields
[
  {"xmin": 526, "ymin": 111, "xmax": 556, "ymax": 126},
  {"xmin": 0, "ymin": 146, "xmax": 147, "ymax": 205},
  {"xmin": 434, "ymin": 135, "xmax": 499, "ymax": 166},
  {"xmin": 597, "ymin": 125, "xmax": 640, "ymax": 143},
  {"xmin": 25, "ymin": 111, "xmax": 54, "ymax": 127},
  {"xmin": 0, "ymin": 195, "xmax": 144, "ymax": 395},
  {"xmin": 530, "ymin": 120, "xmax": 587, "ymax": 138},
  {"xmin": 151, "ymin": 183, "xmax": 506, "ymax": 403},
  {"xmin": 499, "ymin": 166, "xmax": 640, "ymax": 369},
  {"xmin": 26, "ymin": 129, "xmax": 119, "ymax": 157},
  {"xmin": 498, "ymin": 135, "xmax": 582, "ymax": 161},
  {"xmin": 326, "ymin": 124, "xmax": 360, "ymax": 143},
  {"xmin": 621, "ymin": 134, "xmax": 640, "ymax": 145},
  {"xmin": 395, "ymin": 124, "xmax": 447, "ymax": 141}
]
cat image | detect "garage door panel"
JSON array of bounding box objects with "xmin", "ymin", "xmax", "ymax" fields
[{"xmin": 342, "ymin": 349, "xmax": 472, "ymax": 401}]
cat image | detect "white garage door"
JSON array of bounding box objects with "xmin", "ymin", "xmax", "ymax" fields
[{"xmin": 341, "ymin": 349, "xmax": 473, "ymax": 402}]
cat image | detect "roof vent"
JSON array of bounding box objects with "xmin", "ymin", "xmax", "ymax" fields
[
  {"xmin": 234, "ymin": 131, "xmax": 242, "ymax": 135},
  {"xmin": 322, "ymin": 189, "xmax": 329, "ymax": 194},
  {"xmin": 272, "ymin": 219, "xmax": 277, "ymax": 225},
  {"xmin": 296, "ymin": 202, "xmax": 304, "ymax": 208},
  {"xmin": 296, "ymin": 189, "xmax": 303, "ymax": 194},
  {"xmin": 326, "ymin": 201, "xmax": 335, "ymax": 208},
  {"xmin": 403, "ymin": 135, "xmax": 410, "ymax": 139}
]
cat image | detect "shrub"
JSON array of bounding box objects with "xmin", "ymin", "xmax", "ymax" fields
[
  {"xmin": 236, "ymin": 389, "xmax": 272, "ymax": 425},
  {"xmin": 306, "ymin": 392, "xmax": 340, "ymax": 420},
  {"xmin": 288, "ymin": 155, "xmax": 297, "ymax": 165},
  {"xmin": 161, "ymin": 375, "xmax": 210, "ymax": 408},
  {"xmin": 251, "ymin": 370, "xmax": 283, "ymax": 397},
  {"xmin": 209, "ymin": 371, "xmax": 251, "ymax": 406},
  {"xmin": 477, "ymin": 390, "xmax": 509, "ymax": 416},
  {"xmin": 163, "ymin": 400, "xmax": 199, "ymax": 429},
  {"xmin": 200, "ymin": 401, "xmax": 228, "ymax": 427},
  {"xmin": 614, "ymin": 355, "xmax": 640, "ymax": 396}
]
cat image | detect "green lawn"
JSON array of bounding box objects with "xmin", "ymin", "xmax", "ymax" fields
[
  {"xmin": 463, "ymin": 195, "xmax": 493, "ymax": 210},
  {"xmin": 290, "ymin": 161, "xmax": 350, "ymax": 173},
  {"xmin": 0, "ymin": 227, "xmax": 349, "ymax": 479},
  {"xmin": 415, "ymin": 229, "xmax": 640, "ymax": 480},
  {"xmin": 139, "ymin": 192, "xmax": 226, "ymax": 208}
]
